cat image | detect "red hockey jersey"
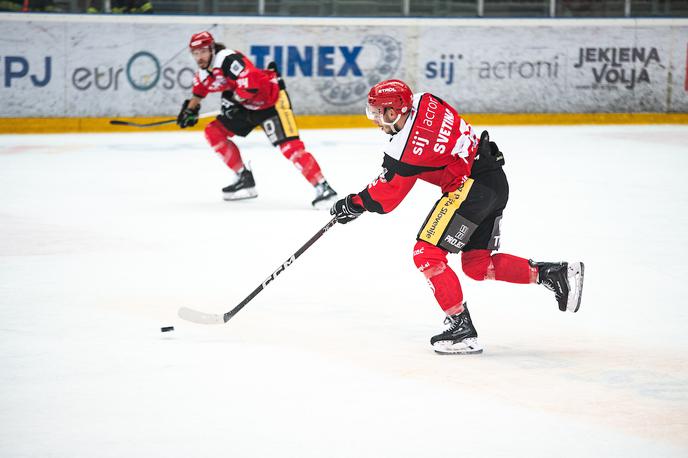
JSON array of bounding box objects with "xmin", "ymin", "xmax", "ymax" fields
[
  {"xmin": 191, "ymin": 49, "xmax": 279, "ymax": 111},
  {"xmin": 355, "ymin": 93, "xmax": 480, "ymax": 214}
]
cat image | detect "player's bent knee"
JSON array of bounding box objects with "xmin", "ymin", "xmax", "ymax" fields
[
  {"xmin": 413, "ymin": 240, "xmax": 448, "ymax": 277},
  {"xmin": 204, "ymin": 120, "xmax": 232, "ymax": 148},
  {"xmin": 461, "ymin": 249, "xmax": 493, "ymax": 281}
]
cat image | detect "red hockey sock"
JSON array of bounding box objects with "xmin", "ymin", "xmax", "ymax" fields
[
  {"xmin": 279, "ymin": 139, "xmax": 324, "ymax": 185},
  {"xmin": 205, "ymin": 120, "xmax": 244, "ymax": 173},
  {"xmin": 413, "ymin": 241, "xmax": 464, "ymax": 315},
  {"xmin": 461, "ymin": 249, "xmax": 537, "ymax": 284}
]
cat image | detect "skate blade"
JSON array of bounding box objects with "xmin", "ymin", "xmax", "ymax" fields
[
  {"xmin": 311, "ymin": 193, "xmax": 338, "ymax": 210},
  {"xmin": 566, "ymin": 262, "xmax": 585, "ymax": 313},
  {"xmin": 432, "ymin": 337, "xmax": 483, "ymax": 355},
  {"xmin": 223, "ymin": 188, "xmax": 258, "ymax": 201}
]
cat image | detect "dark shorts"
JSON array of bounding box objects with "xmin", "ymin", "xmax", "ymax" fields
[
  {"xmin": 417, "ymin": 168, "xmax": 509, "ymax": 253},
  {"xmin": 217, "ymin": 89, "xmax": 301, "ymax": 146}
]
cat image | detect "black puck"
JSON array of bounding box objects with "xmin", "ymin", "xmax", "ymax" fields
[{"xmin": 161, "ymin": 326, "xmax": 174, "ymax": 332}]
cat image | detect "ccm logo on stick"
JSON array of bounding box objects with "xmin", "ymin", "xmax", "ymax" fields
[{"xmin": 262, "ymin": 256, "xmax": 296, "ymax": 287}]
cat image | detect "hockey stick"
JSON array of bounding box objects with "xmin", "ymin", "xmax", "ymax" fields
[
  {"xmin": 178, "ymin": 216, "xmax": 338, "ymax": 325},
  {"xmin": 109, "ymin": 110, "xmax": 221, "ymax": 128}
]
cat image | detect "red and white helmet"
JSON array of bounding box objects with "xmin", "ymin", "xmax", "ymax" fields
[
  {"xmin": 189, "ymin": 31, "xmax": 214, "ymax": 50},
  {"xmin": 366, "ymin": 79, "xmax": 413, "ymax": 127}
]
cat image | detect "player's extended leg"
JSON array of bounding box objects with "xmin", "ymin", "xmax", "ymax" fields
[
  {"xmin": 459, "ymin": 165, "xmax": 584, "ymax": 313},
  {"xmin": 461, "ymin": 250, "xmax": 584, "ymax": 312},
  {"xmin": 413, "ymin": 240, "xmax": 482, "ymax": 355},
  {"xmin": 204, "ymin": 120, "xmax": 257, "ymax": 201},
  {"xmin": 462, "ymin": 250, "xmax": 536, "ymax": 284}
]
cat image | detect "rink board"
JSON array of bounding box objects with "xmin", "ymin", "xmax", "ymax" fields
[{"xmin": 1, "ymin": 14, "xmax": 687, "ymax": 119}]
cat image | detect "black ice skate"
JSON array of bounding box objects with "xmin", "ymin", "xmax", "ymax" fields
[
  {"xmin": 430, "ymin": 304, "xmax": 483, "ymax": 355},
  {"xmin": 532, "ymin": 260, "xmax": 585, "ymax": 312},
  {"xmin": 311, "ymin": 180, "xmax": 338, "ymax": 209},
  {"xmin": 222, "ymin": 168, "xmax": 258, "ymax": 201}
]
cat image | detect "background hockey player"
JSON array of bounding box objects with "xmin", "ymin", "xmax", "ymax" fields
[
  {"xmin": 330, "ymin": 79, "xmax": 585, "ymax": 355},
  {"xmin": 177, "ymin": 31, "xmax": 338, "ymax": 208}
]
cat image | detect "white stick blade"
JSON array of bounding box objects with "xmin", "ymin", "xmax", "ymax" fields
[{"xmin": 177, "ymin": 307, "xmax": 224, "ymax": 325}]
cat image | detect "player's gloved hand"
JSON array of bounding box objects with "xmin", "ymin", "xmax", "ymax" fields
[
  {"xmin": 330, "ymin": 194, "xmax": 364, "ymax": 224},
  {"xmin": 477, "ymin": 130, "xmax": 492, "ymax": 156},
  {"xmin": 266, "ymin": 61, "xmax": 286, "ymax": 90},
  {"xmin": 478, "ymin": 130, "xmax": 504, "ymax": 161},
  {"xmin": 267, "ymin": 61, "xmax": 280, "ymax": 76},
  {"xmin": 472, "ymin": 130, "xmax": 504, "ymax": 169},
  {"xmin": 177, "ymin": 99, "xmax": 200, "ymax": 128}
]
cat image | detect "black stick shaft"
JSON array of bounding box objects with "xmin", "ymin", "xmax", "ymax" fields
[
  {"xmin": 223, "ymin": 217, "xmax": 338, "ymax": 322},
  {"xmin": 109, "ymin": 118, "xmax": 176, "ymax": 128},
  {"xmin": 109, "ymin": 110, "xmax": 221, "ymax": 129}
]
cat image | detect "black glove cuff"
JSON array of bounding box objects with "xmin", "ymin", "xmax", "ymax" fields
[{"xmin": 345, "ymin": 194, "xmax": 365, "ymax": 214}]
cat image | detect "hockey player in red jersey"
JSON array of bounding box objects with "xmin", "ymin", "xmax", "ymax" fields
[
  {"xmin": 177, "ymin": 31, "xmax": 337, "ymax": 208},
  {"xmin": 330, "ymin": 79, "xmax": 585, "ymax": 355}
]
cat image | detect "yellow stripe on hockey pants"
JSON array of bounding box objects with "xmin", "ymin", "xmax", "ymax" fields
[
  {"xmin": 275, "ymin": 90, "xmax": 299, "ymax": 139},
  {"xmin": 419, "ymin": 178, "xmax": 474, "ymax": 246}
]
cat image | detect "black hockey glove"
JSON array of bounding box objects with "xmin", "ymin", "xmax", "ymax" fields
[
  {"xmin": 267, "ymin": 61, "xmax": 286, "ymax": 90},
  {"xmin": 477, "ymin": 130, "xmax": 504, "ymax": 163},
  {"xmin": 330, "ymin": 194, "xmax": 365, "ymax": 224},
  {"xmin": 267, "ymin": 61, "xmax": 280, "ymax": 76},
  {"xmin": 177, "ymin": 99, "xmax": 200, "ymax": 128},
  {"xmin": 473, "ymin": 131, "xmax": 505, "ymax": 176}
]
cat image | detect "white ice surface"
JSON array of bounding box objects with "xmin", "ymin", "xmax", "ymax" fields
[{"xmin": 1, "ymin": 125, "xmax": 687, "ymax": 457}]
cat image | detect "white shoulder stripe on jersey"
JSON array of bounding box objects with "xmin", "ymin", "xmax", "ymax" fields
[
  {"xmin": 384, "ymin": 92, "xmax": 425, "ymax": 161},
  {"xmin": 212, "ymin": 49, "xmax": 238, "ymax": 70}
]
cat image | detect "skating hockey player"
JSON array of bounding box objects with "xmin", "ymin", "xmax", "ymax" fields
[
  {"xmin": 177, "ymin": 31, "xmax": 338, "ymax": 208},
  {"xmin": 330, "ymin": 79, "xmax": 585, "ymax": 355}
]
